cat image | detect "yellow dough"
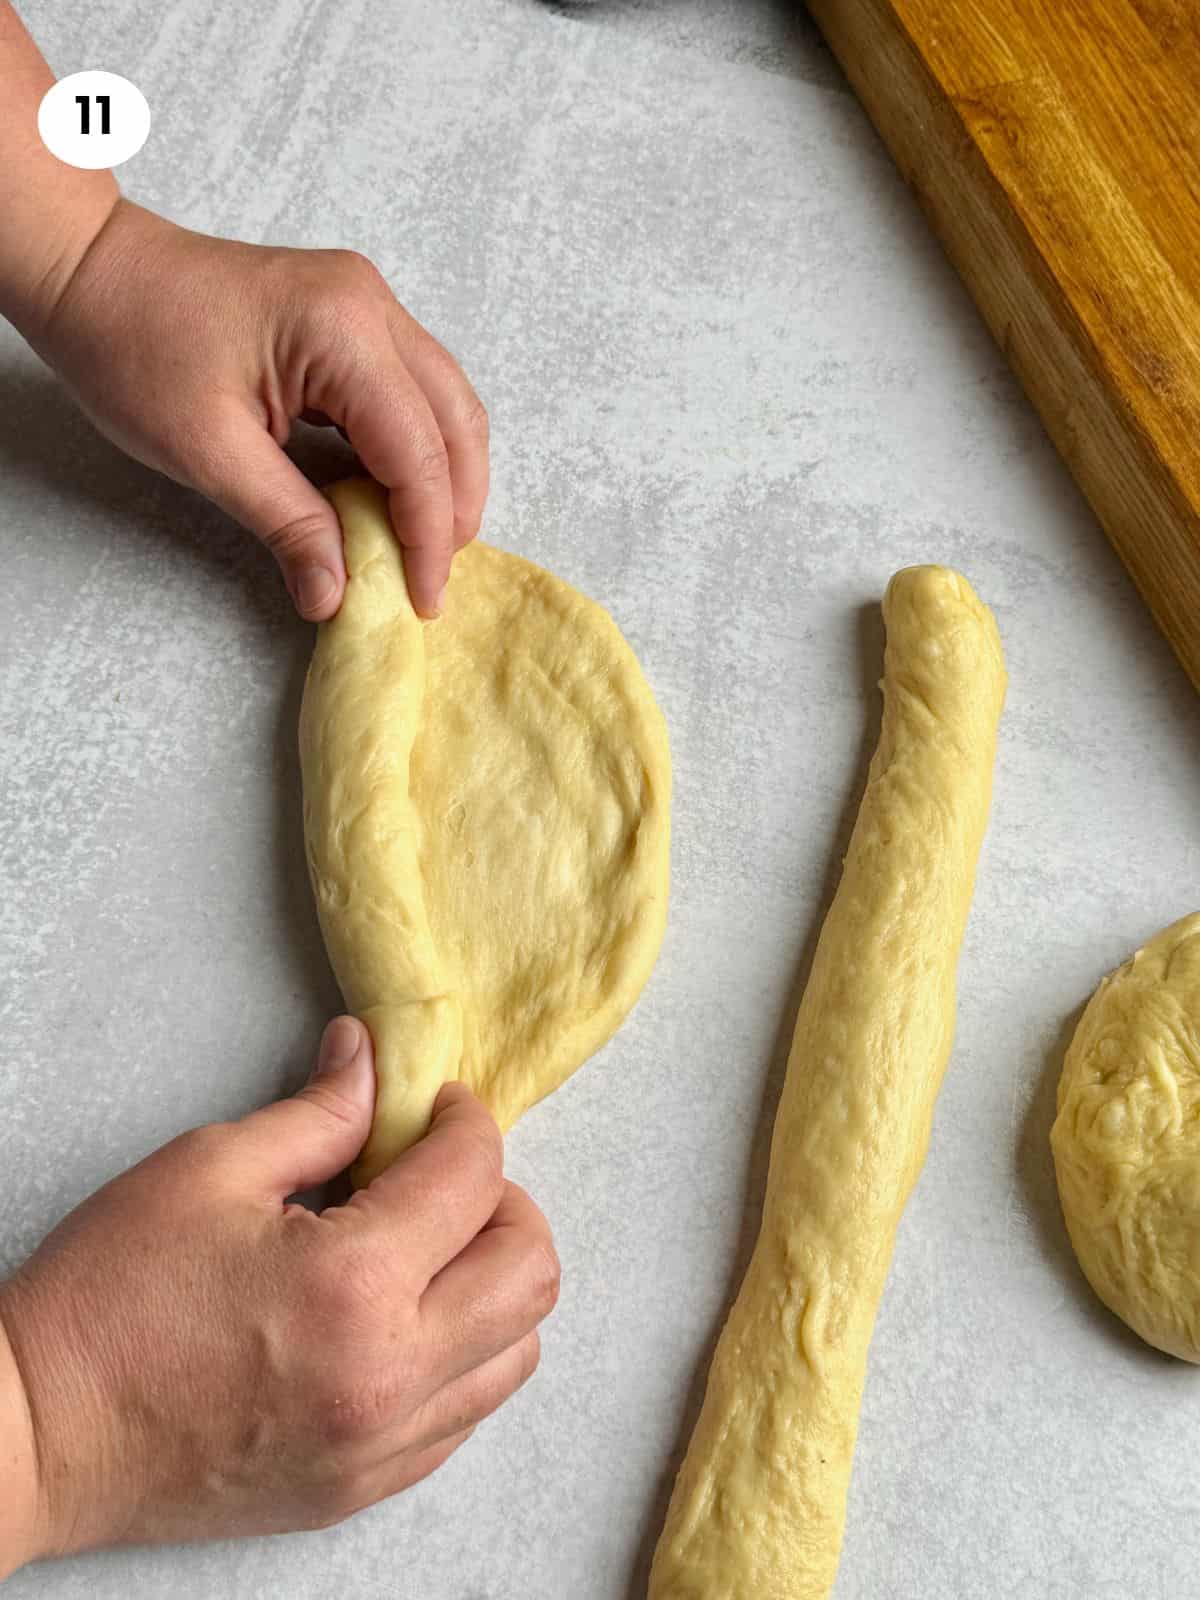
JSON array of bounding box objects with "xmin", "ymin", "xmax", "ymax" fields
[
  {"xmin": 299, "ymin": 479, "xmax": 670, "ymax": 1187},
  {"xmin": 648, "ymin": 568, "xmax": 1005, "ymax": 1600},
  {"xmin": 1052, "ymin": 913, "xmax": 1200, "ymax": 1361}
]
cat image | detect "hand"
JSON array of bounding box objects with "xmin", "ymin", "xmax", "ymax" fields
[
  {"xmin": 22, "ymin": 199, "xmax": 489, "ymax": 620},
  {"xmin": 0, "ymin": 1017, "xmax": 558, "ymax": 1567}
]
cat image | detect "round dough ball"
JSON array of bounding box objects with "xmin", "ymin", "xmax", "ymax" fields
[{"xmin": 1052, "ymin": 913, "xmax": 1200, "ymax": 1360}]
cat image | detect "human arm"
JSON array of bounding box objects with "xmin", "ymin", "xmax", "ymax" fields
[
  {"xmin": 0, "ymin": 1, "xmax": 119, "ymax": 335},
  {"xmin": 0, "ymin": 1313, "xmax": 40, "ymax": 1578},
  {"xmin": 0, "ymin": 2, "xmax": 487, "ymax": 619}
]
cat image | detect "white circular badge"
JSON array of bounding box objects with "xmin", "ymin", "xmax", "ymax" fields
[{"xmin": 38, "ymin": 71, "xmax": 150, "ymax": 170}]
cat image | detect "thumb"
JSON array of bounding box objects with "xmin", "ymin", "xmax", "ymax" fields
[
  {"xmin": 203, "ymin": 418, "xmax": 348, "ymax": 620},
  {"xmin": 236, "ymin": 1016, "xmax": 377, "ymax": 1194}
]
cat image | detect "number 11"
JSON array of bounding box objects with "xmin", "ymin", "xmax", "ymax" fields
[{"xmin": 75, "ymin": 94, "xmax": 111, "ymax": 135}]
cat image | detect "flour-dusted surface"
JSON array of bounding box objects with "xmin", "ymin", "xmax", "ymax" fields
[{"xmin": 1, "ymin": 3, "xmax": 1197, "ymax": 1599}]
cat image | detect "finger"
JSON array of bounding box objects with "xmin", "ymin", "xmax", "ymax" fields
[
  {"xmin": 357, "ymin": 1425, "xmax": 475, "ymax": 1509},
  {"xmin": 386, "ymin": 472, "xmax": 450, "ymax": 620},
  {"xmin": 388, "ymin": 309, "xmax": 489, "ymax": 553},
  {"xmin": 352, "ymin": 1082, "xmax": 506, "ymax": 1288},
  {"xmin": 200, "ymin": 413, "xmax": 347, "ymax": 620},
  {"xmin": 419, "ymin": 1181, "xmax": 560, "ymax": 1388},
  {"xmin": 308, "ymin": 337, "xmax": 454, "ymax": 620},
  {"xmin": 234, "ymin": 1017, "xmax": 375, "ymax": 1195},
  {"xmin": 393, "ymin": 1424, "xmax": 475, "ymax": 1494},
  {"xmin": 407, "ymin": 1329, "xmax": 541, "ymax": 1455}
]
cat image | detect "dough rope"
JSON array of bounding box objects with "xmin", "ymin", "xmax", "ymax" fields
[
  {"xmin": 299, "ymin": 482, "xmax": 458, "ymax": 1182},
  {"xmin": 648, "ymin": 566, "xmax": 1005, "ymax": 1600},
  {"xmin": 299, "ymin": 479, "xmax": 670, "ymax": 1187}
]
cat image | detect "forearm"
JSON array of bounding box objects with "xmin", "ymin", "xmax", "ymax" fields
[
  {"xmin": 0, "ymin": 2, "xmax": 120, "ymax": 341},
  {"xmin": 0, "ymin": 1288, "xmax": 42, "ymax": 1580}
]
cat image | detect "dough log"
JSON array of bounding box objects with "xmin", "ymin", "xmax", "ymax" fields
[
  {"xmin": 299, "ymin": 479, "xmax": 670, "ymax": 1188},
  {"xmin": 648, "ymin": 567, "xmax": 1005, "ymax": 1600},
  {"xmin": 298, "ymin": 482, "xmax": 457, "ymax": 1178}
]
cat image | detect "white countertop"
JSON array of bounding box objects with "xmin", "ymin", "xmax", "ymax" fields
[{"xmin": 3, "ymin": 3, "xmax": 1197, "ymax": 1596}]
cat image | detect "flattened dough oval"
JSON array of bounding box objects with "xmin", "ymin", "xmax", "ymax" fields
[{"xmin": 298, "ymin": 479, "xmax": 671, "ymax": 1186}]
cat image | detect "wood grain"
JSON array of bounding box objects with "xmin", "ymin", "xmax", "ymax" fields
[{"xmin": 807, "ymin": 0, "xmax": 1200, "ymax": 688}]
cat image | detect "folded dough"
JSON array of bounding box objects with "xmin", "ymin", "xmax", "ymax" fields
[
  {"xmin": 299, "ymin": 479, "xmax": 671, "ymax": 1187},
  {"xmin": 648, "ymin": 566, "xmax": 1005, "ymax": 1600},
  {"xmin": 1052, "ymin": 913, "xmax": 1200, "ymax": 1361}
]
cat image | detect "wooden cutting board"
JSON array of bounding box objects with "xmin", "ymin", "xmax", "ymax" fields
[{"xmin": 807, "ymin": 0, "xmax": 1200, "ymax": 688}]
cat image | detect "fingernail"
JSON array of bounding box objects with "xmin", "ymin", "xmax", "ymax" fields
[
  {"xmin": 312, "ymin": 1016, "xmax": 361, "ymax": 1079},
  {"xmin": 295, "ymin": 565, "xmax": 337, "ymax": 617},
  {"xmin": 422, "ymin": 584, "xmax": 446, "ymax": 622}
]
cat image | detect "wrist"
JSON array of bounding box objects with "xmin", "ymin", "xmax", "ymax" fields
[
  {"xmin": 0, "ymin": 0, "xmax": 123, "ymax": 349},
  {"xmin": 1, "ymin": 180, "xmax": 124, "ymax": 355},
  {"xmin": 0, "ymin": 1281, "xmax": 45, "ymax": 1578},
  {"xmin": 17, "ymin": 196, "xmax": 182, "ymax": 384}
]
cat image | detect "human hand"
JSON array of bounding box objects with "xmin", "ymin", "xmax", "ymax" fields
[
  {"xmin": 21, "ymin": 199, "xmax": 489, "ymax": 620},
  {"xmin": 0, "ymin": 1017, "xmax": 558, "ymax": 1569}
]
